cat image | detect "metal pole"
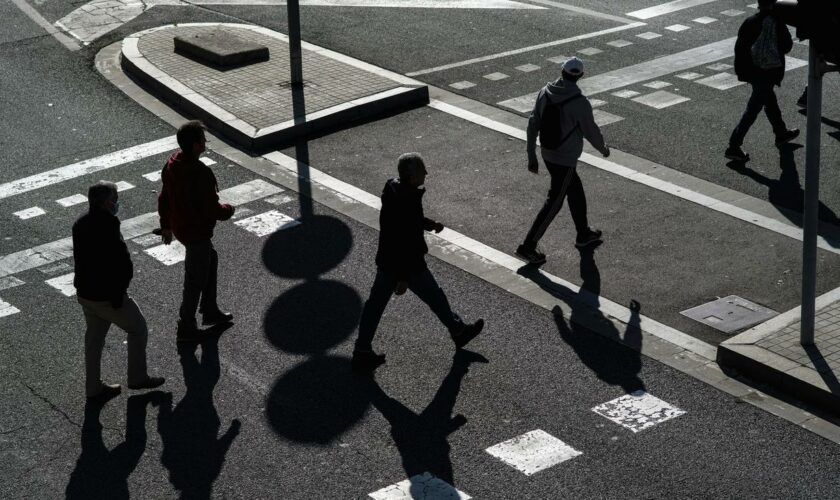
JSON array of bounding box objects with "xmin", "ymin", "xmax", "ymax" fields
[
  {"xmin": 800, "ymin": 43, "xmax": 823, "ymax": 346},
  {"xmin": 287, "ymin": 0, "xmax": 303, "ymax": 86}
]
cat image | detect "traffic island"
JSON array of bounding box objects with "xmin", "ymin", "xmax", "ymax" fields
[{"xmin": 120, "ymin": 23, "xmax": 429, "ymax": 151}]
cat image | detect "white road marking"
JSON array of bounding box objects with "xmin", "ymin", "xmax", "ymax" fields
[
  {"xmin": 628, "ymin": 0, "xmax": 720, "ymax": 20},
  {"xmin": 515, "ymin": 64, "xmax": 541, "ymax": 73},
  {"xmin": 115, "ymin": 181, "xmax": 135, "ymax": 192},
  {"xmin": 56, "ymin": 194, "xmax": 88, "ymax": 207},
  {"xmin": 720, "ymin": 9, "xmax": 745, "ymax": 16},
  {"xmin": 369, "ymin": 472, "xmax": 470, "ymax": 499},
  {"xmin": 143, "ymin": 171, "xmax": 162, "ymax": 182},
  {"xmin": 513, "ymin": 0, "xmax": 640, "ymax": 24},
  {"xmin": 9, "ymin": 0, "xmax": 81, "ymax": 51},
  {"xmin": 234, "ymin": 210, "xmax": 300, "ymax": 236},
  {"xmin": 676, "ymin": 71, "xmax": 704, "ymax": 80},
  {"xmin": 14, "ymin": 207, "xmax": 46, "ymax": 220},
  {"xmin": 39, "ymin": 262, "xmax": 73, "ymax": 275},
  {"xmin": 450, "ymin": 81, "xmax": 476, "ymax": 90},
  {"xmin": 0, "ymin": 136, "xmax": 177, "ymax": 201},
  {"xmin": 632, "ymin": 90, "xmax": 690, "ymax": 109},
  {"xmin": 0, "ymin": 298, "xmax": 20, "ymax": 318},
  {"xmin": 231, "ymin": 207, "xmax": 255, "ymax": 219},
  {"xmin": 406, "ymin": 23, "xmax": 646, "ymax": 76},
  {"xmin": 589, "ymin": 98, "xmax": 607, "ymax": 107},
  {"xmin": 636, "ymin": 32, "xmax": 662, "ymax": 40},
  {"xmin": 592, "ymin": 391, "xmax": 686, "ymax": 432},
  {"xmin": 0, "ymin": 277, "xmax": 25, "ymax": 291},
  {"xmin": 483, "ymin": 72, "xmax": 509, "ymax": 81},
  {"xmin": 612, "ymin": 89, "xmax": 641, "ymax": 98},
  {"xmin": 200, "ymin": 157, "xmax": 217, "ymax": 166},
  {"xmin": 695, "ymin": 72, "xmax": 743, "ymax": 90},
  {"xmin": 485, "ymin": 429, "xmax": 581, "ymax": 475},
  {"xmin": 748, "ymin": 3, "xmax": 758, "ymax": 8},
  {"xmin": 606, "ymin": 40, "xmax": 633, "ymax": 48},
  {"xmin": 693, "ymin": 16, "xmax": 718, "ymax": 24},
  {"xmin": 264, "ymin": 194, "xmax": 294, "ymax": 205},
  {"xmin": 593, "ymin": 109, "xmax": 624, "ymax": 126},
  {"xmin": 706, "ymin": 62, "xmax": 733, "ymax": 71},
  {"xmin": 578, "ymin": 47, "xmax": 603, "ymax": 56},
  {"xmin": 665, "ymin": 24, "xmax": 691, "ymax": 32},
  {"xmin": 130, "ymin": 234, "xmax": 161, "ymax": 247},
  {"xmin": 497, "ymin": 95, "xmax": 535, "ymax": 113},
  {"xmin": 546, "ymin": 55, "xmax": 570, "ymax": 64},
  {"xmin": 45, "ymin": 273, "xmax": 76, "ymax": 297},
  {"xmin": 643, "ymin": 80, "xmax": 672, "ymax": 89},
  {"xmin": 145, "ymin": 241, "xmax": 186, "ymax": 266}
]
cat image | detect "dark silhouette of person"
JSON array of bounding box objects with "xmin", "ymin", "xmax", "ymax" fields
[{"xmin": 156, "ymin": 333, "xmax": 240, "ymax": 499}]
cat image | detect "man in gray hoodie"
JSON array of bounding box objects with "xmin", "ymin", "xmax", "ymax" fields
[{"xmin": 517, "ymin": 57, "xmax": 610, "ymax": 265}]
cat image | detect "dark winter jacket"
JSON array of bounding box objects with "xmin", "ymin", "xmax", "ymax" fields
[
  {"xmin": 734, "ymin": 10, "xmax": 793, "ymax": 86},
  {"xmin": 375, "ymin": 179, "xmax": 439, "ymax": 280},
  {"xmin": 158, "ymin": 151, "xmax": 234, "ymax": 244},
  {"xmin": 72, "ymin": 208, "xmax": 133, "ymax": 302}
]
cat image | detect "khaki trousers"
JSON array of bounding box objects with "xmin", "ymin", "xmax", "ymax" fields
[{"xmin": 77, "ymin": 294, "xmax": 148, "ymax": 396}]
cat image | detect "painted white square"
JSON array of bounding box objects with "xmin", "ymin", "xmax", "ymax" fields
[
  {"xmin": 632, "ymin": 90, "xmax": 690, "ymax": 109},
  {"xmin": 0, "ymin": 298, "xmax": 20, "ymax": 318},
  {"xmin": 611, "ymin": 89, "xmax": 640, "ymax": 98},
  {"xmin": 515, "ymin": 64, "xmax": 541, "ymax": 73},
  {"xmin": 483, "ymin": 72, "xmax": 509, "ymax": 81},
  {"xmin": 720, "ymin": 9, "xmax": 745, "ymax": 16},
  {"xmin": 636, "ymin": 32, "xmax": 661, "ymax": 40},
  {"xmin": 264, "ymin": 194, "xmax": 294, "ymax": 206},
  {"xmin": 665, "ymin": 24, "xmax": 690, "ymax": 32},
  {"xmin": 56, "ymin": 194, "xmax": 88, "ymax": 207},
  {"xmin": 0, "ymin": 276, "xmax": 25, "ymax": 291},
  {"xmin": 449, "ymin": 81, "xmax": 476, "ymax": 90},
  {"xmin": 46, "ymin": 273, "xmax": 76, "ymax": 297},
  {"xmin": 785, "ymin": 56, "xmax": 808, "ymax": 71},
  {"xmin": 693, "ymin": 16, "xmax": 717, "ymax": 24},
  {"xmin": 199, "ymin": 156, "xmax": 216, "ymax": 166},
  {"xmin": 497, "ymin": 95, "xmax": 534, "ymax": 114},
  {"xmin": 231, "ymin": 207, "xmax": 255, "ymax": 219},
  {"xmin": 593, "ymin": 109, "xmax": 624, "ymax": 127},
  {"xmin": 643, "ymin": 81, "xmax": 672, "ymax": 89},
  {"xmin": 578, "ymin": 47, "xmax": 602, "ymax": 56},
  {"xmin": 485, "ymin": 429, "xmax": 581, "ymax": 475},
  {"xmin": 234, "ymin": 210, "xmax": 300, "ymax": 237},
  {"xmin": 593, "ymin": 391, "xmax": 686, "ymax": 432},
  {"xmin": 131, "ymin": 233, "xmax": 161, "ymax": 247},
  {"xmin": 588, "ymin": 99, "xmax": 607, "ymax": 108},
  {"xmin": 115, "ymin": 181, "xmax": 135, "ymax": 192},
  {"xmin": 695, "ymin": 72, "xmax": 743, "ymax": 90},
  {"xmin": 142, "ymin": 171, "xmax": 162, "ymax": 182},
  {"xmin": 14, "ymin": 207, "xmax": 46, "ymax": 220},
  {"xmin": 606, "ymin": 39, "xmax": 632, "ymax": 48},
  {"xmin": 706, "ymin": 62, "xmax": 733, "ymax": 71},
  {"xmin": 546, "ymin": 55, "xmax": 570, "ymax": 64},
  {"xmin": 145, "ymin": 241, "xmax": 186, "ymax": 266},
  {"xmin": 368, "ymin": 472, "xmax": 470, "ymax": 499},
  {"xmin": 676, "ymin": 72, "xmax": 704, "ymax": 80}
]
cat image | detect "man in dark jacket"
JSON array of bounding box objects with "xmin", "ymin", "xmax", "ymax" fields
[
  {"xmin": 352, "ymin": 153, "xmax": 485, "ymax": 373},
  {"xmin": 73, "ymin": 181, "xmax": 164, "ymax": 399},
  {"xmin": 158, "ymin": 121, "xmax": 235, "ymax": 341},
  {"xmin": 726, "ymin": 0, "xmax": 800, "ymax": 162}
]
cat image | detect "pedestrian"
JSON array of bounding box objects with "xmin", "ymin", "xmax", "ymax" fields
[
  {"xmin": 73, "ymin": 181, "xmax": 165, "ymax": 400},
  {"xmin": 158, "ymin": 121, "xmax": 235, "ymax": 342},
  {"xmin": 517, "ymin": 57, "xmax": 611, "ymax": 265},
  {"xmin": 351, "ymin": 153, "xmax": 485, "ymax": 373},
  {"xmin": 725, "ymin": 0, "xmax": 800, "ymax": 162}
]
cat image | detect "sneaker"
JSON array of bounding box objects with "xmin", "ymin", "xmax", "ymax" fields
[
  {"xmin": 352, "ymin": 350, "xmax": 386, "ymax": 373},
  {"xmin": 453, "ymin": 319, "xmax": 485, "ymax": 349},
  {"xmin": 515, "ymin": 245, "xmax": 547, "ymax": 265},
  {"xmin": 775, "ymin": 128, "xmax": 800, "ymax": 147},
  {"xmin": 87, "ymin": 383, "xmax": 121, "ymax": 400},
  {"xmin": 128, "ymin": 376, "xmax": 166, "ymax": 390},
  {"xmin": 202, "ymin": 309, "xmax": 233, "ymax": 326},
  {"xmin": 724, "ymin": 146, "xmax": 750, "ymax": 162},
  {"xmin": 176, "ymin": 320, "xmax": 201, "ymax": 343},
  {"xmin": 575, "ymin": 228, "xmax": 603, "ymax": 248}
]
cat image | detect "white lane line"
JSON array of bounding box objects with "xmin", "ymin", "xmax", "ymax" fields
[
  {"xmin": 0, "ymin": 136, "xmax": 177, "ymax": 201},
  {"xmin": 628, "ymin": 0, "xmax": 719, "ymax": 20},
  {"xmin": 45, "ymin": 273, "xmax": 76, "ymax": 297},
  {"xmin": 0, "ymin": 277, "xmax": 25, "ymax": 291},
  {"xmin": 14, "ymin": 207, "xmax": 46, "ymax": 220},
  {"xmin": 9, "ymin": 0, "xmax": 81, "ymax": 51},
  {"xmin": 264, "ymin": 147, "xmax": 716, "ymax": 358},
  {"xmin": 0, "ymin": 297, "xmax": 21, "ymax": 318},
  {"xmin": 425, "ymin": 99, "xmax": 840, "ymax": 259},
  {"xmin": 145, "ymin": 241, "xmax": 186, "ymax": 266},
  {"xmin": 485, "ymin": 430, "xmax": 581, "ymax": 475},
  {"xmin": 369, "ymin": 472, "xmax": 471, "ymax": 499},
  {"xmin": 234, "ymin": 210, "xmax": 300, "ymax": 237},
  {"xmin": 405, "ymin": 23, "xmax": 646, "ymax": 76},
  {"xmin": 519, "ymin": 0, "xmax": 640, "ymax": 24},
  {"xmin": 56, "ymin": 194, "xmax": 88, "ymax": 207},
  {"xmin": 592, "ymin": 390, "xmax": 686, "ymax": 432},
  {"xmin": 631, "ymin": 90, "xmax": 690, "ymax": 109},
  {"xmin": 0, "ymin": 179, "xmax": 281, "ymax": 278}
]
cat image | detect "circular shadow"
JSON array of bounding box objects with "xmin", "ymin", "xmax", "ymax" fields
[
  {"xmin": 261, "ymin": 214, "xmax": 353, "ymax": 279},
  {"xmin": 265, "ymin": 356, "xmax": 375, "ymax": 444},
  {"xmin": 264, "ymin": 280, "xmax": 361, "ymax": 354}
]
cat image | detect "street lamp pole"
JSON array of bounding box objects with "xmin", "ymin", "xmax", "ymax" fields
[{"xmin": 287, "ymin": 0, "xmax": 303, "ymax": 86}]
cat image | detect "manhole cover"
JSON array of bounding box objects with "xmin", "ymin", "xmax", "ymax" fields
[{"xmin": 680, "ymin": 295, "xmax": 778, "ymax": 334}]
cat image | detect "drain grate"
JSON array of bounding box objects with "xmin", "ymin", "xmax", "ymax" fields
[{"xmin": 680, "ymin": 295, "xmax": 778, "ymax": 334}]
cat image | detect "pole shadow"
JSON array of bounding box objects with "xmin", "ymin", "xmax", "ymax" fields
[{"xmin": 804, "ymin": 345, "xmax": 840, "ymax": 394}]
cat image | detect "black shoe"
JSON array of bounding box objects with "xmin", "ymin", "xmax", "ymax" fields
[
  {"xmin": 575, "ymin": 228, "xmax": 603, "ymax": 248},
  {"xmin": 352, "ymin": 350, "xmax": 386, "ymax": 374},
  {"xmin": 176, "ymin": 320, "xmax": 201, "ymax": 343},
  {"xmin": 515, "ymin": 245, "xmax": 546, "ymax": 265},
  {"xmin": 87, "ymin": 383, "xmax": 121, "ymax": 400},
  {"xmin": 775, "ymin": 128, "xmax": 800, "ymax": 147},
  {"xmin": 128, "ymin": 376, "xmax": 166, "ymax": 390},
  {"xmin": 724, "ymin": 146, "xmax": 750, "ymax": 162},
  {"xmin": 453, "ymin": 319, "xmax": 485, "ymax": 349},
  {"xmin": 202, "ymin": 309, "xmax": 233, "ymax": 326}
]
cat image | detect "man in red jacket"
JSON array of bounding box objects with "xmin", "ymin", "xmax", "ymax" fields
[{"xmin": 158, "ymin": 121, "xmax": 235, "ymax": 341}]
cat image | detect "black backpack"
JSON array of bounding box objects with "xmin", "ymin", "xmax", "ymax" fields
[{"xmin": 539, "ymin": 94, "xmax": 582, "ymax": 149}]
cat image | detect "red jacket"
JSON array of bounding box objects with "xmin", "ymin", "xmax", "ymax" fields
[{"xmin": 158, "ymin": 151, "xmax": 234, "ymax": 244}]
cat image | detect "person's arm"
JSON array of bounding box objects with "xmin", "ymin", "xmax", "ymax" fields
[
  {"xmin": 778, "ymin": 18, "xmax": 793, "ymax": 55},
  {"xmin": 157, "ymin": 167, "xmax": 173, "ymax": 243},
  {"xmin": 526, "ymin": 90, "xmax": 543, "ymax": 172},
  {"xmin": 205, "ymin": 169, "xmax": 234, "ymax": 221},
  {"xmin": 577, "ymin": 100, "xmax": 609, "ymax": 156},
  {"xmin": 422, "ymin": 217, "xmax": 444, "ymax": 233},
  {"xmin": 109, "ymin": 218, "xmax": 133, "ymax": 308}
]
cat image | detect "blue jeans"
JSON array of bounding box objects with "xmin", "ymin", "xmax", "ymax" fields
[
  {"xmin": 729, "ymin": 79, "xmax": 787, "ymax": 147},
  {"xmin": 355, "ymin": 266, "xmax": 465, "ymax": 352}
]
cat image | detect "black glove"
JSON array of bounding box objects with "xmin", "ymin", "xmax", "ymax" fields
[{"xmin": 110, "ymin": 294, "xmax": 124, "ymax": 309}]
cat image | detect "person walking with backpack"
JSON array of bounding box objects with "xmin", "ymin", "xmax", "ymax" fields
[
  {"xmin": 517, "ymin": 57, "xmax": 610, "ymax": 265},
  {"xmin": 725, "ymin": 0, "xmax": 800, "ymax": 162}
]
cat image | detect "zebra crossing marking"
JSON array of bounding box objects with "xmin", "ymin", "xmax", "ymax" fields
[
  {"xmin": 578, "ymin": 47, "xmax": 602, "ymax": 56},
  {"xmin": 720, "ymin": 9, "xmax": 745, "ymax": 16},
  {"xmin": 14, "ymin": 207, "xmax": 46, "ymax": 220},
  {"xmin": 676, "ymin": 71, "xmax": 704, "ymax": 80},
  {"xmin": 606, "ymin": 40, "xmax": 633, "ymax": 48},
  {"xmin": 45, "ymin": 273, "xmax": 76, "ymax": 297},
  {"xmin": 142, "ymin": 171, "xmax": 162, "ymax": 182},
  {"xmin": 693, "ymin": 16, "xmax": 718, "ymax": 24},
  {"xmin": 369, "ymin": 472, "xmax": 470, "ymax": 499},
  {"xmin": 515, "ymin": 64, "xmax": 541, "ymax": 73},
  {"xmin": 589, "ymin": 99, "xmax": 607, "ymax": 107},
  {"xmin": 592, "ymin": 391, "xmax": 686, "ymax": 432},
  {"xmin": 115, "ymin": 181, "xmax": 135, "ymax": 192},
  {"xmin": 643, "ymin": 81, "xmax": 672, "ymax": 89},
  {"xmin": 234, "ymin": 210, "xmax": 300, "ymax": 237},
  {"xmin": 636, "ymin": 32, "xmax": 662, "ymax": 40},
  {"xmin": 56, "ymin": 194, "xmax": 88, "ymax": 207},
  {"xmin": 0, "ymin": 297, "xmax": 20, "ymax": 318},
  {"xmin": 450, "ymin": 81, "xmax": 476, "ymax": 90},
  {"xmin": 632, "ymin": 90, "xmax": 690, "ymax": 109},
  {"xmin": 231, "ymin": 207, "xmax": 255, "ymax": 219},
  {"xmin": 0, "ymin": 277, "xmax": 25, "ymax": 291},
  {"xmin": 264, "ymin": 194, "xmax": 294, "ymax": 206},
  {"xmin": 665, "ymin": 24, "xmax": 691, "ymax": 32},
  {"xmin": 131, "ymin": 234, "xmax": 161, "ymax": 247},
  {"xmin": 546, "ymin": 55, "xmax": 570, "ymax": 64},
  {"xmin": 145, "ymin": 241, "xmax": 186, "ymax": 266},
  {"xmin": 612, "ymin": 89, "xmax": 641, "ymax": 98},
  {"xmin": 39, "ymin": 262, "xmax": 72, "ymax": 275},
  {"xmin": 627, "ymin": 0, "xmax": 720, "ymax": 20},
  {"xmin": 695, "ymin": 72, "xmax": 742, "ymax": 90},
  {"xmin": 483, "ymin": 72, "xmax": 509, "ymax": 81},
  {"xmin": 593, "ymin": 109, "xmax": 625, "ymax": 126},
  {"xmin": 485, "ymin": 429, "xmax": 582, "ymax": 475},
  {"xmin": 706, "ymin": 62, "xmax": 733, "ymax": 71}
]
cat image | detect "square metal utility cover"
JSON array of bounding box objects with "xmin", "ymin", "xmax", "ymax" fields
[{"xmin": 681, "ymin": 295, "xmax": 778, "ymax": 333}]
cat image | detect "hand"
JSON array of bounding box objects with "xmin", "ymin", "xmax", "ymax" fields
[
  {"xmin": 601, "ymin": 146, "xmax": 611, "ymax": 158},
  {"xmin": 433, "ymin": 222, "xmax": 444, "ymax": 233},
  {"xmin": 629, "ymin": 299, "xmax": 640, "ymax": 312},
  {"xmin": 161, "ymin": 228, "xmax": 173, "ymax": 245},
  {"xmin": 395, "ymin": 281, "xmax": 408, "ymax": 295},
  {"xmin": 527, "ymin": 158, "xmax": 539, "ymax": 174}
]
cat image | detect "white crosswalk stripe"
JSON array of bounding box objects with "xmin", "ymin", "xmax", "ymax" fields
[
  {"xmin": 45, "ymin": 273, "xmax": 76, "ymax": 297},
  {"xmin": 485, "ymin": 429, "xmax": 582, "ymax": 475},
  {"xmin": 13, "ymin": 207, "xmax": 46, "ymax": 220},
  {"xmin": 369, "ymin": 472, "xmax": 470, "ymax": 499},
  {"xmin": 56, "ymin": 194, "xmax": 88, "ymax": 207},
  {"xmin": 234, "ymin": 210, "xmax": 300, "ymax": 237},
  {"xmin": 145, "ymin": 241, "xmax": 186, "ymax": 266},
  {"xmin": 592, "ymin": 391, "xmax": 686, "ymax": 432}
]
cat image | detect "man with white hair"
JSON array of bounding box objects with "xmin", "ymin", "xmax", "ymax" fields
[
  {"xmin": 518, "ymin": 57, "xmax": 610, "ymax": 265},
  {"xmin": 352, "ymin": 153, "xmax": 485, "ymax": 373}
]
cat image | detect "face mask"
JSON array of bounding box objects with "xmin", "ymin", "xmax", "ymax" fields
[{"xmin": 110, "ymin": 202, "xmax": 119, "ymax": 216}]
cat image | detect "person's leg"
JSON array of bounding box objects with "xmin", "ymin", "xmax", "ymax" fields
[
  {"xmin": 729, "ymin": 81, "xmax": 768, "ymax": 147},
  {"xmin": 179, "ymin": 240, "xmax": 211, "ymax": 325},
  {"xmin": 102, "ymin": 295, "xmax": 150, "ymax": 386},
  {"xmin": 355, "ymin": 268, "xmax": 397, "ymax": 352},
  {"xmin": 562, "ymin": 167, "xmax": 590, "ymax": 235},
  {"xmin": 198, "ymin": 242, "xmax": 219, "ymax": 315},
  {"xmin": 762, "ymin": 83, "xmax": 788, "ymax": 136},
  {"xmin": 79, "ymin": 299, "xmax": 112, "ymax": 396},
  {"xmin": 408, "ymin": 267, "xmax": 465, "ymax": 335},
  {"xmin": 522, "ymin": 162, "xmax": 575, "ymax": 248}
]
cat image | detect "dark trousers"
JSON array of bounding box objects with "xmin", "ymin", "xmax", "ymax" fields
[
  {"xmin": 729, "ymin": 79, "xmax": 787, "ymax": 147},
  {"xmin": 354, "ymin": 266, "xmax": 465, "ymax": 352},
  {"xmin": 179, "ymin": 239, "xmax": 218, "ymax": 323},
  {"xmin": 523, "ymin": 161, "xmax": 589, "ymax": 248}
]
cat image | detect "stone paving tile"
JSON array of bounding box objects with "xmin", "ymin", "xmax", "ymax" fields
[{"xmin": 756, "ymin": 302, "xmax": 840, "ymax": 379}]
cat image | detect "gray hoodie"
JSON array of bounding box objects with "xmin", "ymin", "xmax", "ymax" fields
[{"xmin": 526, "ymin": 78, "xmax": 607, "ymax": 167}]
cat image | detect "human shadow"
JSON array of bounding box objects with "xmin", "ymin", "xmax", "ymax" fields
[
  {"xmin": 157, "ymin": 325, "xmax": 240, "ymax": 500},
  {"xmin": 805, "ymin": 344, "xmax": 840, "ymax": 394},
  {"xmin": 66, "ymin": 391, "xmax": 166, "ymax": 499},
  {"xmin": 519, "ymin": 247, "xmax": 645, "ymax": 394}
]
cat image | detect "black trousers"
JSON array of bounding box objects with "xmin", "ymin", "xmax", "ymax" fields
[
  {"xmin": 179, "ymin": 239, "xmax": 218, "ymax": 323},
  {"xmin": 523, "ymin": 161, "xmax": 589, "ymax": 248},
  {"xmin": 729, "ymin": 79, "xmax": 787, "ymax": 147}
]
